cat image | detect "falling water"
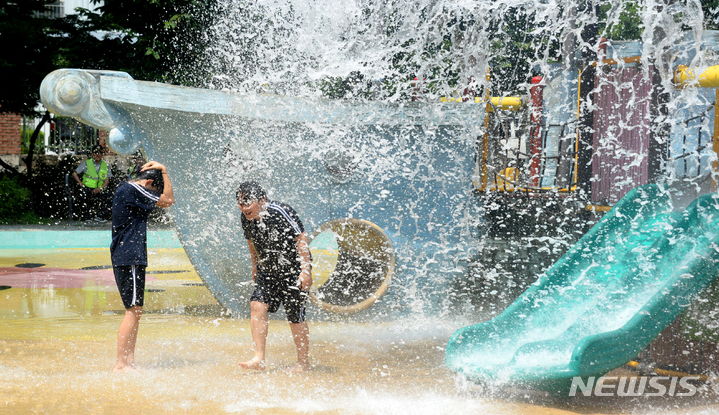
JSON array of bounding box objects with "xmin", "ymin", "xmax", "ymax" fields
[{"xmin": 149, "ymin": 0, "xmax": 718, "ymax": 319}]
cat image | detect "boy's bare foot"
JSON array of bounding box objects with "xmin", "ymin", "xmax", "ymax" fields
[
  {"xmin": 238, "ymin": 357, "xmax": 266, "ymax": 370},
  {"xmin": 112, "ymin": 363, "xmax": 137, "ymax": 372},
  {"xmin": 286, "ymin": 363, "xmax": 311, "ymax": 374}
]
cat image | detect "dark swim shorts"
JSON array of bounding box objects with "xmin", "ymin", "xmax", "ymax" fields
[
  {"xmin": 250, "ymin": 273, "xmax": 308, "ymax": 323},
  {"xmin": 113, "ymin": 265, "xmax": 146, "ymax": 309}
]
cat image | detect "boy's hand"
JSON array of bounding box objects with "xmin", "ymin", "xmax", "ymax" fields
[
  {"xmin": 298, "ymin": 271, "xmax": 312, "ymax": 291},
  {"xmin": 141, "ymin": 161, "xmax": 167, "ymax": 173}
]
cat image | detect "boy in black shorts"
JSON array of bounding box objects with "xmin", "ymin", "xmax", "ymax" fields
[
  {"xmin": 110, "ymin": 161, "xmax": 174, "ymax": 371},
  {"xmin": 236, "ymin": 181, "xmax": 313, "ymax": 371}
]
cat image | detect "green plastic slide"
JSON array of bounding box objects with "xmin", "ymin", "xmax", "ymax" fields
[{"xmin": 445, "ymin": 184, "xmax": 719, "ymax": 392}]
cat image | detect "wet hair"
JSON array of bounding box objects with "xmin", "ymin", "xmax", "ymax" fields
[
  {"xmin": 134, "ymin": 168, "xmax": 164, "ymax": 192},
  {"xmin": 235, "ymin": 181, "xmax": 267, "ymax": 204}
]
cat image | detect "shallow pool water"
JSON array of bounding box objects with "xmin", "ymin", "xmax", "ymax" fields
[{"xmin": 1, "ymin": 231, "xmax": 718, "ymax": 414}]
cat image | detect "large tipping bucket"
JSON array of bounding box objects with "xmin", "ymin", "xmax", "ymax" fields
[{"xmin": 39, "ymin": 69, "xmax": 479, "ymax": 316}]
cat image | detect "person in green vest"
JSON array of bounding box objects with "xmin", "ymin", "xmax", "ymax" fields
[{"xmin": 72, "ymin": 144, "xmax": 113, "ymax": 222}]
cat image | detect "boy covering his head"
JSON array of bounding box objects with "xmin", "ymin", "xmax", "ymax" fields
[{"xmin": 110, "ymin": 160, "xmax": 174, "ymax": 372}]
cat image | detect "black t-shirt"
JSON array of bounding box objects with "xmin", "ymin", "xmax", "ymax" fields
[
  {"xmin": 241, "ymin": 201, "xmax": 305, "ymax": 277},
  {"xmin": 110, "ymin": 182, "xmax": 159, "ymax": 266}
]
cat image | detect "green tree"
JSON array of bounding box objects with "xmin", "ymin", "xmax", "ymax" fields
[
  {"xmin": 54, "ymin": 0, "xmax": 216, "ymax": 86},
  {"xmin": 704, "ymin": 0, "xmax": 719, "ymax": 30},
  {"xmin": 599, "ymin": 1, "xmax": 643, "ymax": 41},
  {"xmin": 0, "ymin": 0, "xmax": 215, "ymax": 219},
  {"xmin": 0, "ymin": 0, "xmax": 216, "ymax": 117},
  {"xmin": 0, "ymin": 1, "xmax": 61, "ymax": 115}
]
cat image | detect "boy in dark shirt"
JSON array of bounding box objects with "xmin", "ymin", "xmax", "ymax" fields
[
  {"xmin": 236, "ymin": 181, "xmax": 313, "ymax": 372},
  {"xmin": 111, "ymin": 161, "xmax": 174, "ymax": 372}
]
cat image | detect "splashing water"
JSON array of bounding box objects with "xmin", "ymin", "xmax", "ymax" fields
[
  {"xmin": 25, "ymin": 0, "xmax": 719, "ymax": 411},
  {"xmin": 34, "ymin": 0, "xmax": 719, "ymax": 321},
  {"xmin": 33, "ymin": 1, "xmax": 719, "ymax": 403},
  {"xmin": 143, "ymin": 0, "xmax": 712, "ymax": 320}
]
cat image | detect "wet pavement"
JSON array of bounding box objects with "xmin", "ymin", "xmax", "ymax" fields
[{"xmin": 1, "ymin": 225, "xmax": 718, "ymax": 414}]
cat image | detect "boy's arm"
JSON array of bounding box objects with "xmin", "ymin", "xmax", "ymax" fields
[
  {"xmin": 247, "ymin": 240, "xmax": 258, "ymax": 282},
  {"xmin": 295, "ymin": 232, "xmax": 312, "ymax": 291},
  {"xmin": 140, "ymin": 161, "xmax": 174, "ymax": 208},
  {"xmin": 156, "ymin": 170, "xmax": 174, "ymax": 208}
]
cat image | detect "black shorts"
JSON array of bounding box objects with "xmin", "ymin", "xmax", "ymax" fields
[
  {"xmin": 250, "ymin": 273, "xmax": 308, "ymax": 323},
  {"xmin": 113, "ymin": 265, "xmax": 146, "ymax": 309}
]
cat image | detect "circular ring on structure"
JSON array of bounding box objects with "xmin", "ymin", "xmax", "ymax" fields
[{"xmin": 308, "ymin": 218, "xmax": 395, "ymax": 314}]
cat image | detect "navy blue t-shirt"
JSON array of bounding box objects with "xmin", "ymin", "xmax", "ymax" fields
[
  {"xmin": 110, "ymin": 182, "xmax": 160, "ymax": 266},
  {"xmin": 241, "ymin": 201, "xmax": 305, "ymax": 276}
]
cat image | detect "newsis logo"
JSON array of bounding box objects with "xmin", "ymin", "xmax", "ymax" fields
[{"xmin": 569, "ymin": 376, "xmax": 700, "ymax": 397}]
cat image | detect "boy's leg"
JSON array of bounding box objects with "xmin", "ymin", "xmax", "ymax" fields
[
  {"xmin": 114, "ymin": 306, "xmax": 142, "ymax": 371},
  {"xmin": 286, "ymin": 288, "xmax": 310, "ymax": 371},
  {"xmin": 126, "ymin": 305, "xmax": 143, "ymax": 365},
  {"xmin": 289, "ymin": 322, "xmax": 310, "ymax": 371},
  {"xmin": 113, "ymin": 265, "xmax": 146, "ymax": 371},
  {"xmin": 239, "ymin": 300, "xmax": 270, "ymax": 370}
]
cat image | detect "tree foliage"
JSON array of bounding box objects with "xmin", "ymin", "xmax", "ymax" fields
[
  {"xmin": 599, "ymin": 1, "xmax": 643, "ymax": 41},
  {"xmin": 0, "ymin": 0, "xmax": 216, "ymax": 116},
  {"xmin": 54, "ymin": 0, "xmax": 217, "ymax": 86},
  {"xmin": 2, "ymin": 0, "xmax": 718, "ymax": 117},
  {"xmin": 0, "ymin": 1, "xmax": 61, "ymax": 115},
  {"xmin": 0, "ymin": 0, "xmax": 217, "ymax": 211},
  {"xmin": 704, "ymin": 0, "xmax": 719, "ymax": 30}
]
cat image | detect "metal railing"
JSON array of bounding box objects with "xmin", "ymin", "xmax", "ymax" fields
[
  {"xmin": 36, "ymin": 3, "xmax": 65, "ymax": 19},
  {"xmin": 46, "ymin": 117, "xmax": 100, "ymax": 155},
  {"xmin": 478, "ymin": 109, "xmax": 579, "ymax": 193},
  {"xmin": 670, "ymin": 105, "xmax": 715, "ymax": 181},
  {"xmin": 537, "ymin": 120, "xmax": 579, "ymax": 190}
]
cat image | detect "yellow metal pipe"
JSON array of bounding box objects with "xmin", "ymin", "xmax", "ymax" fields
[
  {"xmin": 439, "ymin": 96, "xmax": 523, "ymax": 112},
  {"xmin": 478, "ymin": 72, "xmax": 493, "ymax": 191},
  {"xmin": 483, "ymin": 96, "xmax": 523, "ymax": 112},
  {"xmin": 626, "ymin": 360, "xmax": 710, "ymax": 382},
  {"xmin": 674, "ymin": 64, "xmax": 719, "ymax": 88},
  {"xmin": 596, "ymin": 55, "xmax": 642, "ymax": 66},
  {"xmin": 479, "ymin": 104, "xmax": 491, "ymax": 191},
  {"xmin": 714, "ymin": 89, "xmax": 719, "ymax": 191},
  {"xmin": 574, "ymin": 68, "xmax": 583, "ymax": 189},
  {"xmin": 585, "ymin": 204, "xmax": 613, "ymax": 212}
]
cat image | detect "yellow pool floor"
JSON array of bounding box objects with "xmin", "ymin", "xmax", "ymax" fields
[{"xmin": 2, "ymin": 243, "xmax": 719, "ymax": 414}]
